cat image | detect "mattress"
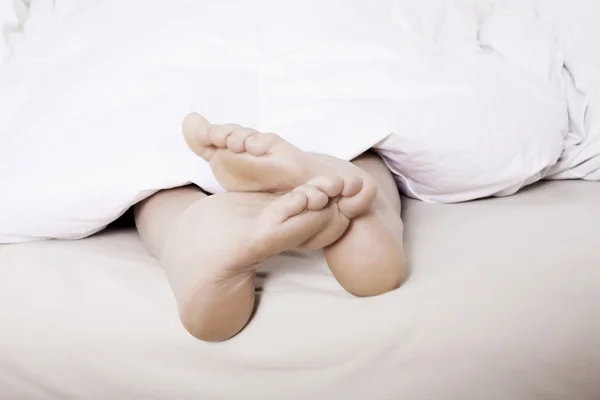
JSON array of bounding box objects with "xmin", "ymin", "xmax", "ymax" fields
[{"xmin": 1, "ymin": 181, "xmax": 599, "ymax": 399}]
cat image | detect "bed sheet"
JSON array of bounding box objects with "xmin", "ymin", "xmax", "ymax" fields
[{"xmin": 1, "ymin": 181, "xmax": 599, "ymax": 399}]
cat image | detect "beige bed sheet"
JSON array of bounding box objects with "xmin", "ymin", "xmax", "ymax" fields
[{"xmin": 1, "ymin": 181, "xmax": 599, "ymax": 399}]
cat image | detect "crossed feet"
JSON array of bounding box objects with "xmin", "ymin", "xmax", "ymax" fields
[{"xmin": 165, "ymin": 113, "xmax": 405, "ymax": 341}]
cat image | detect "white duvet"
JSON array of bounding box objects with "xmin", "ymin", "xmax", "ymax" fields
[
  {"xmin": 0, "ymin": 0, "xmax": 599, "ymax": 243},
  {"xmin": 0, "ymin": 1, "xmax": 23, "ymax": 63}
]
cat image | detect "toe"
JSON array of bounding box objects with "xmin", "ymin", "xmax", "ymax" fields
[
  {"xmin": 226, "ymin": 127, "xmax": 258, "ymax": 153},
  {"xmin": 338, "ymin": 176, "xmax": 378, "ymax": 218},
  {"xmin": 306, "ymin": 176, "xmax": 344, "ymax": 198},
  {"xmin": 244, "ymin": 132, "xmax": 280, "ymax": 156},
  {"xmin": 270, "ymin": 190, "xmax": 309, "ymax": 222},
  {"xmin": 294, "ymin": 184, "xmax": 330, "ymax": 211},
  {"xmin": 208, "ymin": 124, "xmax": 242, "ymax": 148},
  {"xmin": 182, "ymin": 113, "xmax": 213, "ymax": 158},
  {"xmin": 341, "ymin": 176, "xmax": 364, "ymax": 197}
]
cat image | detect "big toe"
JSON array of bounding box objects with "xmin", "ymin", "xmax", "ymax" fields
[
  {"xmin": 269, "ymin": 180, "xmax": 334, "ymax": 223},
  {"xmin": 294, "ymin": 183, "xmax": 331, "ymax": 211},
  {"xmin": 182, "ymin": 112, "xmax": 213, "ymax": 159},
  {"xmin": 270, "ymin": 190, "xmax": 309, "ymax": 223},
  {"xmin": 337, "ymin": 176, "xmax": 378, "ymax": 218}
]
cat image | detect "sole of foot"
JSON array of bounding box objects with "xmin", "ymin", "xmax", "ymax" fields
[
  {"xmin": 160, "ymin": 177, "xmax": 354, "ymax": 341},
  {"xmin": 182, "ymin": 112, "xmax": 404, "ymax": 303},
  {"xmin": 182, "ymin": 112, "xmax": 377, "ymax": 220}
]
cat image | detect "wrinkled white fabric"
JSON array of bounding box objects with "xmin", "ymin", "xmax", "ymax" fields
[
  {"xmin": 372, "ymin": 0, "xmax": 569, "ymax": 202},
  {"xmin": 0, "ymin": 0, "xmax": 599, "ymax": 242},
  {"xmin": 540, "ymin": 0, "xmax": 600, "ymax": 181},
  {"xmin": 0, "ymin": 0, "xmax": 29, "ymax": 63}
]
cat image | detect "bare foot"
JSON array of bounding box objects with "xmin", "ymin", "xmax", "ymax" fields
[
  {"xmin": 160, "ymin": 178, "xmax": 349, "ymax": 342},
  {"xmin": 182, "ymin": 112, "xmax": 377, "ymax": 220},
  {"xmin": 182, "ymin": 113, "xmax": 404, "ymax": 298}
]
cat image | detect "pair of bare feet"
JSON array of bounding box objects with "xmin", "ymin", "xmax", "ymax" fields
[{"xmin": 148, "ymin": 113, "xmax": 406, "ymax": 342}]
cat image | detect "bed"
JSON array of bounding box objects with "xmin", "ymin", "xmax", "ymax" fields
[{"xmin": 1, "ymin": 181, "xmax": 599, "ymax": 399}]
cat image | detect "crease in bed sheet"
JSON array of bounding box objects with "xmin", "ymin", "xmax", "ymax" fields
[{"xmin": 2, "ymin": 182, "xmax": 600, "ymax": 399}]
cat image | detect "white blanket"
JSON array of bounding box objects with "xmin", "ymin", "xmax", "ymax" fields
[
  {"xmin": 1, "ymin": 0, "xmax": 599, "ymax": 242},
  {"xmin": 0, "ymin": 0, "xmax": 28, "ymax": 63}
]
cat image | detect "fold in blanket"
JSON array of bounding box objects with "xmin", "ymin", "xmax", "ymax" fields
[{"xmin": 0, "ymin": 0, "xmax": 30, "ymax": 63}]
